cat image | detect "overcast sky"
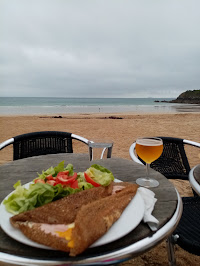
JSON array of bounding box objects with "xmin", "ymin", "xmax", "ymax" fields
[{"xmin": 0, "ymin": 0, "xmax": 200, "ymax": 98}]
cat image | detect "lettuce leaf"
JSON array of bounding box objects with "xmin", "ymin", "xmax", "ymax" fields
[
  {"xmin": 36, "ymin": 166, "xmax": 55, "ymax": 180},
  {"xmin": 3, "ymin": 180, "xmax": 82, "ymax": 214},
  {"xmin": 77, "ymin": 172, "xmax": 94, "ymax": 189},
  {"xmin": 64, "ymin": 163, "xmax": 74, "ymax": 176},
  {"xmin": 36, "ymin": 161, "xmax": 74, "ymax": 181},
  {"xmin": 85, "ymin": 164, "xmax": 114, "ymax": 186},
  {"xmin": 3, "ymin": 162, "xmax": 114, "ymax": 214}
]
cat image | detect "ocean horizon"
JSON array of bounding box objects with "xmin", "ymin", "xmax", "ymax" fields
[{"xmin": 0, "ymin": 97, "xmax": 199, "ymax": 115}]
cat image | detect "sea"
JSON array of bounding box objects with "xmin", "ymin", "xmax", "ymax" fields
[{"xmin": 0, "ymin": 97, "xmax": 198, "ymax": 115}]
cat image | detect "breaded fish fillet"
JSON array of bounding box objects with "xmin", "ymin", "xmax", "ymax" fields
[{"xmin": 10, "ymin": 182, "xmax": 138, "ymax": 256}]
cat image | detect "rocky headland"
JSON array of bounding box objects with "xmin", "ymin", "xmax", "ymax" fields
[{"xmin": 155, "ymin": 90, "xmax": 200, "ymax": 104}]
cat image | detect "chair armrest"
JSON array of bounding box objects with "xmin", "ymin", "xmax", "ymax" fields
[
  {"xmin": 129, "ymin": 142, "xmax": 143, "ymax": 165},
  {"xmin": 189, "ymin": 166, "xmax": 200, "ymax": 196},
  {"xmin": 0, "ymin": 138, "xmax": 14, "ymax": 150},
  {"xmin": 184, "ymin": 139, "xmax": 200, "ymax": 148},
  {"xmin": 71, "ymin": 134, "xmax": 89, "ymax": 145}
]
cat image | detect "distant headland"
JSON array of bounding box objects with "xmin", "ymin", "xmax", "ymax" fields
[{"xmin": 155, "ymin": 90, "xmax": 200, "ymax": 104}]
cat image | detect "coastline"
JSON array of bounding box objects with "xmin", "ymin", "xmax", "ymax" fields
[
  {"xmin": 1, "ymin": 99, "xmax": 200, "ymax": 116},
  {"xmin": 1, "ymin": 105, "xmax": 200, "ymax": 116},
  {"xmin": 0, "ymin": 112, "xmax": 200, "ymax": 266}
]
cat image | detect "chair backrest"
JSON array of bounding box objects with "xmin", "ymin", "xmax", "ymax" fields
[
  {"xmin": 0, "ymin": 131, "xmax": 90, "ymax": 160},
  {"xmin": 151, "ymin": 137, "xmax": 190, "ymax": 180},
  {"xmin": 130, "ymin": 137, "xmax": 200, "ymax": 180},
  {"xmin": 174, "ymin": 196, "xmax": 200, "ymax": 256}
]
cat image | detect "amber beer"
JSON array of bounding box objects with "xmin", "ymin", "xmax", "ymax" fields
[{"xmin": 136, "ymin": 138, "xmax": 163, "ymax": 164}]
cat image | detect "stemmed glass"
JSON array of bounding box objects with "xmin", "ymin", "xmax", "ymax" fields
[{"xmin": 135, "ymin": 137, "xmax": 163, "ymax": 188}]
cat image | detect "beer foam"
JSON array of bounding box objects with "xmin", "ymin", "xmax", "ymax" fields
[{"xmin": 136, "ymin": 138, "xmax": 163, "ymax": 146}]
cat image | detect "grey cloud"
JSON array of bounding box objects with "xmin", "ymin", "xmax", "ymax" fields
[{"xmin": 0, "ymin": 0, "xmax": 200, "ymax": 98}]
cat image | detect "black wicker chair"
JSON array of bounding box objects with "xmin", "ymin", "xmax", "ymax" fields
[
  {"xmin": 129, "ymin": 137, "xmax": 200, "ymax": 265},
  {"xmin": 0, "ymin": 131, "xmax": 90, "ymax": 160}
]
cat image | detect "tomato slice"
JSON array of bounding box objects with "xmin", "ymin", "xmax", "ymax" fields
[
  {"xmin": 56, "ymin": 171, "xmax": 69, "ymax": 177},
  {"xmin": 84, "ymin": 173, "xmax": 101, "ymax": 187},
  {"xmin": 45, "ymin": 174, "xmax": 56, "ymax": 181},
  {"xmin": 46, "ymin": 180, "xmax": 56, "ymax": 186},
  {"xmin": 70, "ymin": 180, "xmax": 79, "ymax": 189},
  {"xmin": 34, "ymin": 178, "xmax": 45, "ymax": 184},
  {"xmin": 56, "ymin": 173, "xmax": 77, "ymax": 185}
]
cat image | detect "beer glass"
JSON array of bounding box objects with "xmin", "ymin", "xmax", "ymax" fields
[{"xmin": 135, "ymin": 137, "xmax": 163, "ymax": 187}]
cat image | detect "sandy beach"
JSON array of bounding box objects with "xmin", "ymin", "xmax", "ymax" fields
[{"xmin": 0, "ymin": 112, "xmax": 200, "ymax": 265}]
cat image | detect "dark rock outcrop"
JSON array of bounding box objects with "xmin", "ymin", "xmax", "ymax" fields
[
  {"xmin": 104, "ymin": 116, "xmax": 123, "ymax": 119},
  {"xmin": 170, "ymin": 90, "xmax": 200, "ymax": 104},
  {"xmin": 154, "ymin": 100, "xmax": 170, "ymax": 103}
]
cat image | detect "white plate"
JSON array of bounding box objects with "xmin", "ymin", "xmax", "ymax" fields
[{"xmin": 0, "ymin": 180, "xmax": 144, "ymax": 249}]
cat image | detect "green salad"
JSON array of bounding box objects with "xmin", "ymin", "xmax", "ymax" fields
[{"xmin": 3, "ymin": 161, "xmax": 114, "ymax": 214}]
